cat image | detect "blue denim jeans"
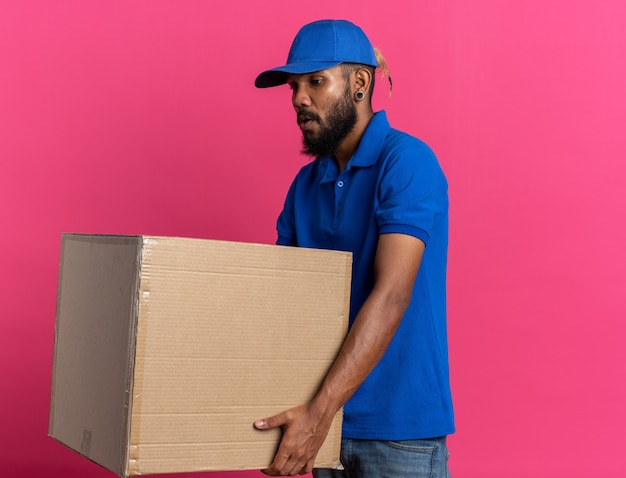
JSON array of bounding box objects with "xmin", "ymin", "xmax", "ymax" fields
[{"xmin": 313, "ymin": 436, "xmax": 451, "ymax": 478}]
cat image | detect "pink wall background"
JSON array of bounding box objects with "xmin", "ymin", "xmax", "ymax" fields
[{"xmin": 1, "ymin": 1, "xmax": 624, "ymax": 477}]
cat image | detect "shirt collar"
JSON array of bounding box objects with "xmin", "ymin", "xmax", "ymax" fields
[
  {"xmin": 348, "ymin": 110, "xmax": 390, "ymax": 168},
  {"xmin": 318, "ymin": 111, "xmax": 390, "ymax": 183}
]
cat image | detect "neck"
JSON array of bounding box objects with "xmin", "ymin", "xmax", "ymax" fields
[{"xmin": 334, "ymin": 109, "xmax": 374, "ymax": 171}]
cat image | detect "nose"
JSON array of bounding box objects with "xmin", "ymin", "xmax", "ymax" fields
[{"xmin": 291, "ymin": 85, "xmax": 311, "ymax": 110}]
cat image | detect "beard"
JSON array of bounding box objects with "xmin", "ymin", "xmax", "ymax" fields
[{"xmin": 299, "ymin": 85, "xmax": 358, "ymax": 158}]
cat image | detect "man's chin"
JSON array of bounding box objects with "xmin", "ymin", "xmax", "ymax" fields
[{"xmin": 301, "ymin": 139, "xmax": 321, "ymax": 157}]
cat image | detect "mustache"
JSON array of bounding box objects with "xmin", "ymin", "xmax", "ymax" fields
[{"xmin": 297, "ymin": 110, "xmax": 322, "ymax": 124}]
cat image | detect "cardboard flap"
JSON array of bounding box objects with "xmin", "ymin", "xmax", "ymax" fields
[{"xmin": 49, "ymin": 234, "xmax": 142, "ymax": 476}]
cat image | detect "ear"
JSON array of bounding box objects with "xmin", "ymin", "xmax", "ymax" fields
[{"xmin": 353, "ymin": 67, "xmax": 373, "ymax": 96}]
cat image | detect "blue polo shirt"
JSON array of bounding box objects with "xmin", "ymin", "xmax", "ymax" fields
[{"xmin": 277, "ymin": 111, "xmax": 455, "ymax": 440}]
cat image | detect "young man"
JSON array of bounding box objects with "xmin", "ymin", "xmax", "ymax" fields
[{"xmin": 254, "ymin": 19, "xmax": 454, "ymax": 477}]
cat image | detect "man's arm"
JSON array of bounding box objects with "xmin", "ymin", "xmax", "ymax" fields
[{"xmin": 254, "ymin": 232, "xmax": 425, "ymax": 476}]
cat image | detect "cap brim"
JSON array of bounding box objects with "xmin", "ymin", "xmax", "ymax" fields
[{"xmin": 254, "ymin": 61, "xmax": 343, "ymax": 88}]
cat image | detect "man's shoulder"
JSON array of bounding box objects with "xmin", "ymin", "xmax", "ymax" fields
[
  {"xmin": 377, "ymin": 127, "xmax": 447, "ymax": 187},
  {"xmin": 379, "ymin": 127, "xmax": 441, "ymax": 176},
  {"xmin": 384, "ymin": 126, "xmax": 435, "ymax": 157}
]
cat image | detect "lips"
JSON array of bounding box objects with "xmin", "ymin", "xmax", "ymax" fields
[
  {"xmin": 298, "ymin": 118, "xmax": 314, "ymax": 131},
  {"xmin": 297, "ymin": 111, "xmax": 320, "ymax": 131}
]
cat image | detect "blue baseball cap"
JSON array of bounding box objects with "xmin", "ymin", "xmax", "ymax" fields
[{"xmin": 255, "ymin": 19, "xmax": 378, "ymax": 88}]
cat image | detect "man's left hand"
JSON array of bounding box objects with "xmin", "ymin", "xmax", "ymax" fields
[{"xmin": 254, "ymin": 402, "xmax": 333, "ymax": 476}]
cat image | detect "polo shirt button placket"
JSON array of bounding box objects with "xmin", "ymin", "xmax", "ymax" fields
[{"xmin": 333, "ymin": 179, "xmax": 346, "ymax": 228}]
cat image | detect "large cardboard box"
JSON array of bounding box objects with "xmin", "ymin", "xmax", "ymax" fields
[{"xmin": 49, "ymin": 234, "xmax": 351, "ymax": 476}]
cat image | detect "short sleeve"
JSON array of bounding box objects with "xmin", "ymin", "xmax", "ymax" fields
[
  {"xmin": 376, "ymin": 135, "xmax": 448, "ymax": 245},
  {"xmin": 276, "ymin": 177, "xmax": 298, "ymax": 246}
]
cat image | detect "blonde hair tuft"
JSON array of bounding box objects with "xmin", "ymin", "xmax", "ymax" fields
[{"xmin": 374, "ymin": 48, "xmax": 393, "ymax": 96}]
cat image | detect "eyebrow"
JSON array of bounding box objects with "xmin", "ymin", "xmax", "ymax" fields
[{"xmin": 288, "ymin": 70, "xmax": 331, "ymax": 81}]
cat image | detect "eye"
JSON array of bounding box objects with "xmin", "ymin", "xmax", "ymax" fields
[{"xmin": 310, "ymin": 78, "xmax": 324, "ymax": 87}]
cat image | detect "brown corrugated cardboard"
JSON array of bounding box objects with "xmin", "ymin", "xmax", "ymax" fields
[{"xmin": 49, "ymin": 234, "xmax": 351, "ymax": 476}]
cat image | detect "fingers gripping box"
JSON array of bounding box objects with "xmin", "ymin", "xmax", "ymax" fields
[{"xmin": 49, "ymin": 234, "xmax": 351, "ymax": 476}]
